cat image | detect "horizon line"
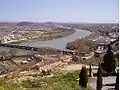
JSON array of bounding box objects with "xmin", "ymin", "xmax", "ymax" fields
[{"xmin": 0, "ymin": 21, "xmax": 118, "ymax": 24}]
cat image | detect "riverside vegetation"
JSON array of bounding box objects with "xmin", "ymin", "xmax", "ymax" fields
[
  {"xmin": 10, "ymin": 28, "xmax": 75, "ymax": 44},
  {"xmin": 66, "ymin": 37, "xmax": 92, "ymax": 55}
]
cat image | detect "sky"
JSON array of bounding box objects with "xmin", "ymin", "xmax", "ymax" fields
[{"xmin": 0, "ymin": 0, "xmax": 119, "ymax": 23}]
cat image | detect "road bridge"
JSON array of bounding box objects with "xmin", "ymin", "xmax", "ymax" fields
[{"xmin": 0, "ymin": 43, "xmax": 75, "ymax": 55}]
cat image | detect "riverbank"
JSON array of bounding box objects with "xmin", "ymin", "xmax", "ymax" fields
[{"xmin": 9, "ymin": 29, "xmax": 75, "ymax": 44}]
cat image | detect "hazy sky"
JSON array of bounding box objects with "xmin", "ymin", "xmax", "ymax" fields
[{"xmin": 0, "ymin": 0, "xmax": 119, "ymax": 23}]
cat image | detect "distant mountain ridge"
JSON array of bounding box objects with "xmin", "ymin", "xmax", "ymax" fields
[{"xmin": 16, "ymin": 22, "xmax": 35, "ymax": 26}]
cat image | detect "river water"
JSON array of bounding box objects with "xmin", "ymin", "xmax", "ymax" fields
[
  {"xmin": 19, "ymin": 29, "xmax": 91, "ymax": 50},
  {"xmin": 0, "ymin": 29, "xmax": 91, "ymax": 55}
]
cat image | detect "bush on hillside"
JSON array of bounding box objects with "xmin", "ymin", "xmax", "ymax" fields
[
  {"xmin": 79, "ymin": 66, "xmax": 88, "ymax": 88},
  {"xmin": 22, "ymin": 79, "xmax": 41, "ymax": 88}
]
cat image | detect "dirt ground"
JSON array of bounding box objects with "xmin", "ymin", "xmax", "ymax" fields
[
  {"xmin": 61, "ymin": 64, "xmax": 98, "ymax": 71},
  {"xmin": 61, "ymin": 64, "xmax": 89, "ymax": 71}
]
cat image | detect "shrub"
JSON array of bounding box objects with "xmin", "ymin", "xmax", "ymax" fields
[
  {"xmin": 22, "ymin": 79, "xmax": 41, "ymax": 88},
  {"xmin": 79, "ymin": 66, "xmax": 88, "ymax": 88},
  {"xmin": 72, "ymin": 55, "xmax": 79, "ymax": 61}
]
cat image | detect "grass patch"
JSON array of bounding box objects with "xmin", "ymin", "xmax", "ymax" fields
[{"xmin": 0, "ymin": 71, "xmax": 93, "ymax": 90}]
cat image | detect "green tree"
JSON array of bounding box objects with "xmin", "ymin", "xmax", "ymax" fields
[
  {"xmin": 66, "ymin": 38, "xmax": 92, "ymax": 55},
  {"xmin": 102, "ymin": 44, "xmax": 116, "ymax": 74},
  {"xmin": 79, "ymin": 66, "xmax": 88, "ymax": 88},
  {"xmin": 96, "ymin": 64, "xmax": 102, "ymax": 90}
]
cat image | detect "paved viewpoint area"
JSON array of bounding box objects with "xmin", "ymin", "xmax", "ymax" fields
[{"xmin": 90, "ymin": 76, "xmax": 116, "ymax": 90}]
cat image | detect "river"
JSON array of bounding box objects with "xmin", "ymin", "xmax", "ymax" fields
[
  {"xmin": 0, "ymin": 28, "xmax": 91, "ymax": 55},
  {"xmin": 19, "ymin": 29, "xmax": 91, "ymax": 50}
]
